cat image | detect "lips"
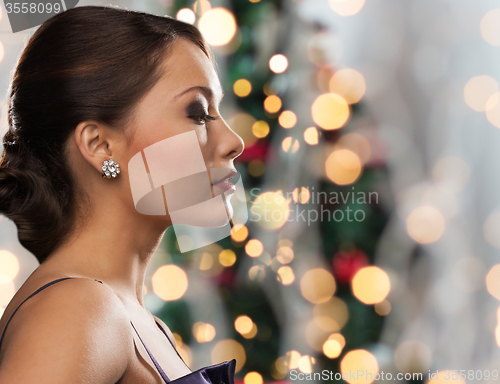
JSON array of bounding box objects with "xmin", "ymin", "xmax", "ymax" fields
[{"xmin": 211, "ymin": 169, "xmax": 237, "ymax": 192}]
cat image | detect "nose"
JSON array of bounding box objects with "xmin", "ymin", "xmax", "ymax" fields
[{"xmin": 217, "ymin": 118, "xmax": 244, "ymax": 161}]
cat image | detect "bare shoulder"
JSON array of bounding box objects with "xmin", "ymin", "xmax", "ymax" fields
[
  {"xmin": 152, "ymin": 314, "xmax": 177, "ymax": 348},
  {"xmin": 0, "ymin": 278, "xmax": 132, "ymax": 383}
]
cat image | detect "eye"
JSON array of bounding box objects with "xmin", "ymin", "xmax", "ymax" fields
[{"xmin": 190, "ymin": 112, "xmax": 218, "ymax": 125}]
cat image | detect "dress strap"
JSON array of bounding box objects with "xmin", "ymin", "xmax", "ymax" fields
[
  {"xmin": 130, "ymin": 320, "xmax": 170, "ymax": 383},
  {"xmin": 0, "ymin": 277, "xmax": 77, "ymax": 352},
  {"xmin": 155, "ymin": 320, "xmax": 190, "ymax": 371}
]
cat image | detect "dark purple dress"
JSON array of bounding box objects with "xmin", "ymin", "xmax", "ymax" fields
[{"xmin": 0, "ymin": 277, "xmax": 236, "ymax": 384}]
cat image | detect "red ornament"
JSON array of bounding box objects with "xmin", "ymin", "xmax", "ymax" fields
[{"xmin": 332, "ymin": 248, "xmax": 369, "ymax": 284}]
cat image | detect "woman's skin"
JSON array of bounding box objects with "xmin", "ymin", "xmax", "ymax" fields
[{"xmin": 0, "ymin": 38, "xmax": 244, "ymax": 383}]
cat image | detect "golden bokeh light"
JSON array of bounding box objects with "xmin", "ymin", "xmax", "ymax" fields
[
  {"xmin": 292, "ymin": 187, "xmax": 311, "ymax": 204},
  {"xmin": 211, "ymin": 339, "xmax": 246, "ymax": 372},
  {"xmin": 251, "ymin": 191, "xmax": 290, "ymax": 230},
  {"xmin": 486, "ymin": 264, "xmax": 500, "ymax": 300},
  {"xmin": 249, "ymin": 265, "xmax": 266, "ymax": 282},
  {"xmin": 152, "ymin": 265, "xmax": 188, "ymax": 301},
  {"xmin": 198, "ymin": 8, "xmax": 237, "ymax": 46},
  {"xmin": 463, "ymin": 75, "xmax": 499, "ymax": 112},
  {"xmin": 245, "ymin": 239, "xmax": 264, "ymax": 257},
  {"xmin": 323, "ymin": 339, "xmax": 342, "ymax": 358},
  {"xmin": 328, "ymin": 0, "xmax": 366, "ymax": 16},
  {"xmin": 244, "ymin": 372, "xmax": 263, "ymax": 384},
  {"xmin": 264, "ymin": 95, "xmax": 282, "ymax": 113},
  {"xmin": 176, "ymin": 8, "xmax": 196, "ymax": 24},
  {"xmin": 282, "ymin": 137, "xmax": 300, "ymax": 153},
  {"xmin": 278, "ymin": 110, "xmax": 297, "ymax": 129},
  {"xmin": 252, "ymin": 120, "xmax": 270, "ymax": 138},
  {"xmin": 227, "ymin": 112, "xmax": 257, "ymax": 147},
  {"xmin": 277, "ymin": 266, "xmax": 295, "ymax": 285},
  {"xmin": 0, "ymin": 250, "xmax": 19, "ymax": 283},
  {"xmin": 286, "ymin": 350, "xmax": 301, "ymax": 369},
  {"xmin": 394, "ymin": 340, "xmax": 432, "ymax": 374},
  {"xmin": 276, "ymin": 246, "xmax": 294, "ymax": 264},
  {"xmin": 314, "ymin": 297, "xmax": 349, "ymax": 329},
  {"xmin": 193, "ymin": 322, "xmax": 216, "ymax": 343},
  {"xmin": 269, "ymin": 54, "xmax": 288, "ymax": 74},
  {"xmin": 374, "ymin": 300, "xmax": 391, "ymax": 316},
  {"xmin": 312, "ymin": 93, "xmax": 350, "ymax": 130},
  {"xmin": 340, "ymin": 349, "xmax": 379, "ymax": 384},
  {"xmin": 406, "ymin": 206, "xmax": 445, "ymax": 244},
  {"xmin": 241, "ymin": 323, "xmax": 258, "ymax": 339},
  {"xmin": 219, "ymin": 249, "xmax": 237, "ymax": 267},
  {"xmin": 325, "ymin": 149, "xmax": 363, "ymax": 185},
  {"xmin": 432, "ymin": 156, "xmax": 470, "ymax": 193},
  {"xmin": 329, "ymin": 68, "xmax": 366, "ymax": 104},
  {"xmin": 298, "ymin": 355, "xmax": 314, "ymax": 373},
  {"xmin": 335, "ymin": 133, "xmax": 371, "ymax": 165},
  {"xmin": 486, "ymin": 91, "xmax": 500, "ymax": 128},
  {"xmin": 352, "ymin": 266, "xmax": 391, "ymax": 305},
  {"xmin": 231, "ymin": 224, "xmax": 249, "ymax": 242},
  {"xmin": 300, "ymin": 268, "xmax": 336, "ymax": 304},
  {"xmin": 199, "ymin": 252, "xmax": 214, "ymax": 271},
  {"xmin": 248, "ymin": 159, "xmax": 265, "ymax": 177},
  {"xmin": 234, "ymin": 79, "xmax": 252, "ymax": 97},
  {"xmin": 193, "ymin": 0, "xmax": 211, "ymax": 15},
  {"xmin": 235, "ymin": 315, "xmax": 253, "ymax": 334},
  {"xmin": 329, "ymin": 332, "xmax": 346, "ymax": 348},
  {"xmin": 481, "ymin": 9, "xmax": 500, "ymax": 46},
  {"xmin": 304, "ymin": 127, "xmax": 319, "ymax": 145}
]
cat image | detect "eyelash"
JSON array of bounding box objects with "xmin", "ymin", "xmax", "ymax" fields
[{"xmin": 190, "ymin": 112, "xmax": 218, "ymax": 125}]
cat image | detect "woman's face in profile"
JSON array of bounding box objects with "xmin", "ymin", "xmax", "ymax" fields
[{"xmin": 123, "ymin": 38, "xmax": 244, "ymax": 224}]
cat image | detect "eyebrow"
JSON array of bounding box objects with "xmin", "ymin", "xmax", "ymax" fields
[{"xmin": 174, "ymin": 85, "xmax": 225, "ymax": 103}]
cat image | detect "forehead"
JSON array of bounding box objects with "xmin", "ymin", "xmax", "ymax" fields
[{"xmin": 154, "ymin": 38, "xmax": 222, "ymax": 102}]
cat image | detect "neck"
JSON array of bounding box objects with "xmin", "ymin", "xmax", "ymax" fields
[{"xmin": 39, "ymin": 198, "xmax": 167, "ymax": 306}]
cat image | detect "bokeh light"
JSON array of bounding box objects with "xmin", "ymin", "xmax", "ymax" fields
[
  {"xmin": 152, "ymin": 265, "xmax": 188, "ymax": 301},
  {"xmin": 231, "ymin": 224, "xmax": 249, "ymax": 242},
  {"xmin": 276, "ymin": 246, "xmax": 294, "ymax": 264},
  {"xmin": 352, "ymin": 266, "xmax": 391, "ymax": 304},
  {"xmin": 269, "ymin": 54, "xmax": 288, "ymax": 74},
  {"xmin": 335, "ymin": 133, "xmax": 371, "ymax": 164},
  {"xmin": 245, "ymin": 239, "xmax": 264, "ymax": 257},
  {"xmin": 219, "ymin": 249, "xmax": 237, "ymax": 267},
  {"xmin": 278, "ymin": 110, "xmax": 297, "ymax": 129},
  {"xmin": 463, "ymin": 75, "xmax": 498, "ymax": 112},
  {"xmin": 198, "ymin": 8, "xmax": 237, "ymax": 46},
  {"xmin": 312, "ymin": 93, "xmax": 350, "ymax": 130},
  {"xmin": 480, "ymin": 9, "xmax": 500, "ymax": 46},
  {"xmin": 277, "ymin": 266, "xmax": 295, "ymax": 285},
  {"xmin": 211, "ymin": 339, "xmax": 246, "ymax": 372},
  {"xmin": 300, "ymin": 268, "xmax": 336, "ymax": 304},
  {"xmin": 325, "ymin": 149, "xmax": 363, "ymax": 185},
  {"xmin": 406, "ymin": 206, "xmax": 446, "ymax": 244},
  {"xmin": 176, "ymin": 8, "xmax": 196, "ymax": 24},
  {"xmin": 264, "ymin": 95, "xmax": 282, "ymax": 113},
  {"xmin": 193, "ymin": 321, "xmax": 216, "ymax": 342},
  {"xmin": 328, "ymin": 0, "xmax": 366, "ymax": 16},
  {"xmin": 304, "ymin": 127, "xmax": 319, "ymax": 145},
  {"xmin": 282, "ymin": 137, "xmax": 300, "ymax": 153},
  {"xmin": 340, "ymin": 349, "xmax": 378, "ymax": 384},
  {"xmin": 252, "ymin": 120, "xmax": 270, "ymax": 138},
  {"xmin": 486, "ymin": 264, "xmax": 500, "ymax": 300},
  {"xmin": 251, "ymin": 191, "xmax": 290, "ymax": 230},
  {"xmin": 234, "ymin": 79, "xmax": 252, "ymax": 97},
  {"xmin": 244, "ymin": 372, "xmax": 263, "ymax": 384},
  {"xmin": 329, "ymin": 68, "xmax": 366, "ymax": 104}
]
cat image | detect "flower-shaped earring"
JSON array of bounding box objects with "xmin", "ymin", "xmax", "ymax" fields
[{"xmin": 102, "ymin": 159, "xmax": 120, "ymax": 178}]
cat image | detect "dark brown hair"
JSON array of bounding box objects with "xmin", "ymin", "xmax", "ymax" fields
[{"xmin": 0, "ymin": 6, "xmax": 212, "ymax": 263}]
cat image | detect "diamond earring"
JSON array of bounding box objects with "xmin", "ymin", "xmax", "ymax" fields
[{"xmin": 101, "ymin": 159, "xmax": 120, "ymax": 178}]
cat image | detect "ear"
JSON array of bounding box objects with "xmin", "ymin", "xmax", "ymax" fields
[{"xmin": 73, "ymin": 121, "xmax": 113, "ymax": 174}]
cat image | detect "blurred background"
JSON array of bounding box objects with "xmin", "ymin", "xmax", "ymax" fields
[{"xmin": 2, "ymin": 0, "xmax": 500, "ymax": 383}]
